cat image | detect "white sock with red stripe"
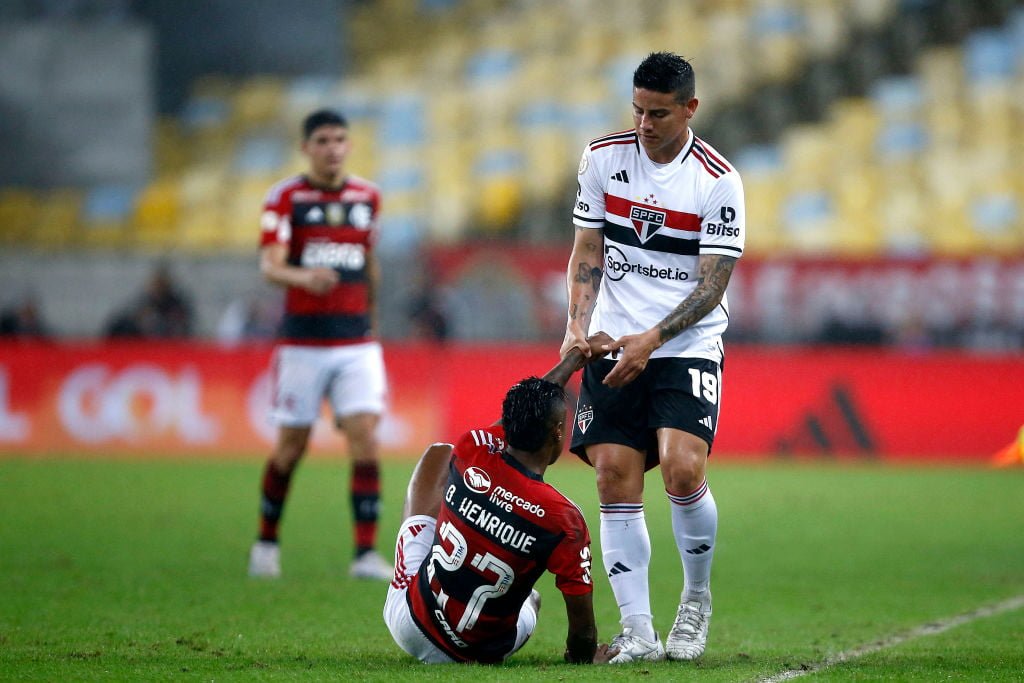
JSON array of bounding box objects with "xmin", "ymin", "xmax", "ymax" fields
[
  {"xmin": 600, "ymin": 503, "xmax": 655, "ymax": 641},
  {"xmin": 667, "ymin": 480, "xmax": 717, "ymax": 600}
]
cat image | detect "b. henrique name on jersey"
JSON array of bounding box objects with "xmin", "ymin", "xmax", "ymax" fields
[{"xmin": 407, "ymin": 425, "xmax": 592, "ymax": 663}]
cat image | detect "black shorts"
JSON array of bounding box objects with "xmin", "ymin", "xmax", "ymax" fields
[{"xmin": 570, "ymin": 356, "xmax": 722, "ymax": 470}]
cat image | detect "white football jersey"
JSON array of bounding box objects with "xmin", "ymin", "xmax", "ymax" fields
[{"xmin": 573, "ymin": 128, "xmax": 745, "ymax": 362}]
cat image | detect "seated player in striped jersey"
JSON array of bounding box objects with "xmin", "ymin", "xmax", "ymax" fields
[{"xmin": 383, "ymin": 334, "xmax": 618, "ymax": 664}]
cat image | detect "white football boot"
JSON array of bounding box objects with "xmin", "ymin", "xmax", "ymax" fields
[
  {"xmin": 608, "ymin": 627, "xmax": 666, "ymax": 664},
  {"xmin": 665, "ymin": 596, "xmax": 711, "ymax": 660},
  {"xmin": 248, "ymin": 540, "xmax": 281, "ymax": 578},
  {"xmin": 349, "ymin": 550, "xmax": 394, "ymax": 581}
]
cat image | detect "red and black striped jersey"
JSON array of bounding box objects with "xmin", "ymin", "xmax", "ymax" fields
[
  {"xmin": 406, "ymin": 425, "xmax": 593, "ymax": 663},
  {"xmin": 259, "ymin": 174, "xmax": 381, "ymax": 345}
]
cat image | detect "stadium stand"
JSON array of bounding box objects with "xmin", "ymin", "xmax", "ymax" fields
[{"xmin": 0, "ymin": 0, "xmax": 1021, "ymax": 340}]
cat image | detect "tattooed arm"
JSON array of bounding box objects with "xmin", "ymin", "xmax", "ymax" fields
[
  {"xmin": 601, "ymin": 254, "xmax": 737, "ymax": 388},
  {"xmin": 560, "ymin": 227, "xmax": 605, "ymax": 359}
]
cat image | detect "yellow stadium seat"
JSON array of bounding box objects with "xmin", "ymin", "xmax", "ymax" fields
[
  {"xmin": 133, "ymin": 178, "xmax": 181, "ymax": 248},
  {"xmin": 179, "ymin": 207, "xmax": 226, "ymax": 252},
  {"xmin": 33, "ymin": 190, "xmax": 81, "ymax": 249},
  {"xmin": 476, "ymin": 176, "xmax": 523, "ymax": 233},
  {"xmin": 0, "ymin": 189, "xmax": 38, "ymax": 245},
  {"xmin": 232, "ymin": 77, "xmax": 286, "ymax": 130}
]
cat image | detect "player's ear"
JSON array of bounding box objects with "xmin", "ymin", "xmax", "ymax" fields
[{"xmin": 685, "ymin": 97, "xmax": 698, "ymax": 119}]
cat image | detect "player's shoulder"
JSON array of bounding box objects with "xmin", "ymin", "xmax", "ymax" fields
[
  {"xmin": 454, "ymin": 425, "xmax": 507, "ymax": 457},
  {"xmin": 535, "ymin": 481, "xmax": 588, "ymax": 526},
  {"xmin": 343, "ymin": 174, "xmax": 381, "ymax": 197},
  {"xmin": 263, "ymin": 174, "xmax": 307, "ymax": 204},
  {"xmin": 689, "ymin": 134, "xmax": 741, "ymax": 182},
  {"xmin": 586, "ymin": 128, "xmax": 638, "ymax": 156}
]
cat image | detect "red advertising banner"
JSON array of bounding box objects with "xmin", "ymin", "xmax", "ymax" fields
[
  {"xmin": 0, "ymin": 341, "xmax": 1020, "ymax": 461},
  {"xmin": 428, "ymin": 245, "xmax": 1024, "ymax": 345}
]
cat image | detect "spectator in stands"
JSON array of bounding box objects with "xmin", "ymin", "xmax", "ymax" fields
[
  {"xmin": 104, "ymin": 262, "xmax": 194, "ymax": 338},
  {"xmin": 0, "ymin": 292, "xmax": 49, "ymax": 339},
  {"xmin": 216, "ymin": 291, "xmax": 281, "ymax": 345},
  {"xmin": 407, "ymin": 287, "xmax": 449, "ymax": 342}
]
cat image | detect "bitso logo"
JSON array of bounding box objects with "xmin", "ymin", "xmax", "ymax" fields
[
  {"xmin": 463, "ymin": 466, "xmax": 492, "ymax": 493},
  {"xmin": 629, "ymin": 205, "xmax": 666, "ymax": 242}
]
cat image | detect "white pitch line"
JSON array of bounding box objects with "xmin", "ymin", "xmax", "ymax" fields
[{"xmin": 759, "ymin": 594, "xmax": 1024, "ymax": 683}]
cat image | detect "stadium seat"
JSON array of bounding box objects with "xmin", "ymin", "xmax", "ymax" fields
[
  {"xmin": 0, "ymin": 189, "xmax": 38, "ymax": 245},
  {"xmin": 133, "ymin": 179, "xmax": 181, "ymax": 249},
  {"xmin": 80, "ymin": 184, "xmax": 139, "ymax": 248},
  {"xmin": 33, "ymin": 189, "xmax": 81, "ymax": 249}
]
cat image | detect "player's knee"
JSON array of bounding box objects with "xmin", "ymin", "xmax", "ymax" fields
[
  {"xmin": 662, "ymin": 455, "xmax": 705, "ymax": 495},
  {"xmin": 340, "ymin": 414, "xmax": 381, "ymax": 456},
  {"xmin": 595, "ymin": 464, "xmax": 641, "ymax": 501}
]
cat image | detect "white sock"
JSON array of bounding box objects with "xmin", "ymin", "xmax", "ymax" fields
[
  {"xmin": 600, "ymin": 504, "xmax": 655, "ymax": 641},
  {"xmin": 667, "ymin": 480, "xmax": 717, "ymax": 602}
]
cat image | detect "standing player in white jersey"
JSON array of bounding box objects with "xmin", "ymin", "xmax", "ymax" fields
[{"xmin": 560, "ymin": 52, "xmax": 745, "ymax": 663}]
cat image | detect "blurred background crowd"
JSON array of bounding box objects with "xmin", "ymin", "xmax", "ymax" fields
[{"xmin": 1, "ymin": 0, "xmax": 1022, "ymax": 349}]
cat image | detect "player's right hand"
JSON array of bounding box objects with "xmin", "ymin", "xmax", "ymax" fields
[
  {"xmin": 303, "ymin": 267, "xmax": 340, "ymax": 295},
  {"xmin": 585, "ymin": 331, "xmax": 614, "ymax": 361},
  {"xmin": 560, "ymin": 321, "xmax": 590, "ymax": 359}
]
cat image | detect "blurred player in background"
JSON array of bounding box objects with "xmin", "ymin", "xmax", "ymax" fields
[
  {"xmin": 248, "ymin": 109, "xmax": 392, "ymax": 580},
  {"xmin": 384, "ymin": 334, "xmax": 618, "ymax": 664},
  {"xmin": 561, "ymin": 52, "xmax": 745, "ymax": 662}
]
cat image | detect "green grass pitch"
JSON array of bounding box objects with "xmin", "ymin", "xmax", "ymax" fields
[{"xmin": 1, "ymin": 455, "xmax": 1022, "ymax": 681}]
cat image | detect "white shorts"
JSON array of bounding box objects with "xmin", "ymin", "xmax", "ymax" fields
[
  {"xmin": 270, "ymin": 342, "xmax": 387, "ymax": 426},
  {"xmin": 382, "ymin": 515, "xmax": 538, "ymax": 664}
]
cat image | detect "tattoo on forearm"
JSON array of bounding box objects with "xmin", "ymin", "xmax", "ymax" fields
[
  {"xmin": 657, "ymin": 256, "xmax": 736, "ymax": 343},
  {"xmin": 570, "ymin": 262, "xmax": 602, "ymax": 322},
  {"xmin": 572, "ymin": 264, "xmax": 602, "ymax": 290}
]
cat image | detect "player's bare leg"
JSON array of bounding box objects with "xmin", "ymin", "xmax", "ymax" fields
[
  {"xmin": 660, "ymin": 428, "xmax": 716, "ymax": 661},
  {"xmin": 593, "ymin": 444, "xmax": 666, "ymax": 663},
  {"xmin": 249, "ymin": 426, "xmax": 312, "ymax": 578}
]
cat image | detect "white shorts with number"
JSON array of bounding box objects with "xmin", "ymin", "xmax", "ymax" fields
[
  {"xmin": 270, "ymin": 341, "xmax": 387, "ymax": 426},
  {"xmin": 382, "ymin": 515, "xmax": 538, "ymax": 664}
]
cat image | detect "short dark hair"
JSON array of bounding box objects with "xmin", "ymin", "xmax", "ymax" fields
[
  {"xmin": 302, "ymin": 109, "xmax": 348, "ymax": 139},
  {"xmin": 501, "ymin": 377, "xmax": 567, "ymax": 452},
  {"xmin": 633, "ymin": 52, "xmax": 695, "ymax": 103}
]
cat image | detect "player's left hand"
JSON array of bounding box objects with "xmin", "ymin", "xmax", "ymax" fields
[
  {"xmin": 592, "ymin": 643, "xmax": 620, "ymax": 664},
  {"xmin": 600, "ymin": 329, "xmax": 660, "ymax": 388}
]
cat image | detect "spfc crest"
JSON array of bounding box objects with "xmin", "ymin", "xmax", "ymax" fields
[
  {"xmin": 630, "ymin": 205, "xmax": 666, "ymax": 242},
  {"xmin": 576, "ymin": 405, "xmax": 594, "ymax": 434}
]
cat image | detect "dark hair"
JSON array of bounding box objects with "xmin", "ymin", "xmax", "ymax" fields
[
  {"xmin": 501, "ymin": 377, "xmax": 567, "ymax": 452},
  {"xmin": 302, "ymin": 109, "xmax": 348, "ymax": 139},
  {"xmin": 633, "ymin": 52, "xmax": 695, "ymax": 103}
]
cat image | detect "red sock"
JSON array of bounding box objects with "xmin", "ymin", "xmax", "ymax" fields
[
  {"xmin": 351, "ymin": 461, "xmax": 380, "ymax": 555},
  {"xmin": 258, "ymin": 461, "xmax": 292, "ymax": 542}
]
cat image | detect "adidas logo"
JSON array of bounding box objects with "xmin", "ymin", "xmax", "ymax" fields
[
  {"xmin": 699, "ymin": 416, "xmax": 714, "ymax": 431},
  {"xmin": 685, "ymin": 543, "xmax": 712, "ymax": 556},
  {"xmin": 608, "ymin": 561, "xmax": 631, "ymax": 576},
  {"xmin": 610, "ymin": 170, "xmax": 630, "ymax": 183}
]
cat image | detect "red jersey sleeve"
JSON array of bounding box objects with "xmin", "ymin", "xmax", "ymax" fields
[
  {"xmin": 259, "ymin": 180, "xmax": 293, "ymax": 248},
  {"xmin": 547, "ymin": 504, "xmax": 594, "ymax": 596}
]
